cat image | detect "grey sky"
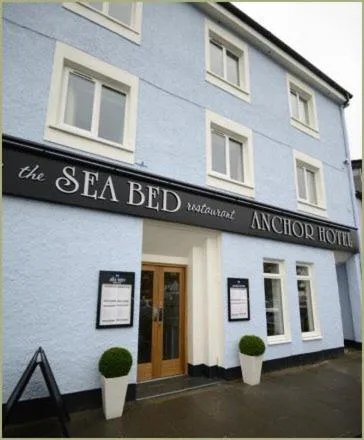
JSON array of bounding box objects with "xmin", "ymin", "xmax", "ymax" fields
[{"xmin": 233, "ymin": 2, "xmax": 362, "ymax": 160}]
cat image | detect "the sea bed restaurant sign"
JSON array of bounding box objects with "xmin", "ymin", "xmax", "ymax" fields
[{"xmin": 3, "ymin": 136, "xmax": 359, "ymax": 253}]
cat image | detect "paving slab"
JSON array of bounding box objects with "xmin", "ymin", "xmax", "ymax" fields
[{"xmin": 3, "ymin": 349, "xmax": 362, "ymax": 438}]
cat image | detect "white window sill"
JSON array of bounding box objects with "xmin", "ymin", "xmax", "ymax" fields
[
  {"xmin": 44, "ymin": 124, "xmax": 135, "ymax": 164},
  {"xmin": 63, "ymin": 2, "xmax": 142, "ymax": 44},
  {"xmin": 206, "ymin": 71, "xmax": 250, "ymax": 103},
  {"xmin": 302, "ymin": 333, "xmax": 322, "ymax": 341},
  {"xmin": 297, "ymin": 200, "xmax": 328, "ymax": 218},
  {"xmin": 267, "ymin": 336, "xmax": 292, "ymax": 346},
  {"xmin": 290, "ymin": 117, "xmax": 319, "ymax": 140},
  {"xmin": 207, "ymin": 172, "xmax": 255, "ymax": 198}
]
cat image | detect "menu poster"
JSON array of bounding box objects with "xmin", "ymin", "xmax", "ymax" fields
[
  {"xmin": 227, "ymin": 278, "xmax": 250, "ymax": 321},
  {"xmin": 96, "ymin": 271, "xmax": 135, "ymax": 328}
]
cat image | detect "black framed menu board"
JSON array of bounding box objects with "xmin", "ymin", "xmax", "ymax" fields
[
  {"xmin": 96, "ymin": 271, "xmax": 135, "ymax": 329},
  {"xmin": 227, "ymin": 278, "xmax": 250, "ymax": 321}
]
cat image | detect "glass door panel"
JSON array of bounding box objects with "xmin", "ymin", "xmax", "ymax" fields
[
  {"xmin": 138, "ymin": 271, "xmax": 154, "ymax": 364},
  {"xmin": 163, "ymin": 272, "xmax": 180, "ymax": 360},
  {"xmin": 137, "ymin": 265, "xmax": 185, "ymax": 381}
]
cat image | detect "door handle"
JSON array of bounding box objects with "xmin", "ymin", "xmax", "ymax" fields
[{"xmin": 158, "ymin": 307, "xmax": 163, "ymax": 323}]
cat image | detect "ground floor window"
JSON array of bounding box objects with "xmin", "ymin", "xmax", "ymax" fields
[
  {"xmin": 263, "ymin": 260, "xmax": 290, "ymax": 344},
  {"xmin": 296, "ymin": 263, "xmax": 321, "ymax": 340}
]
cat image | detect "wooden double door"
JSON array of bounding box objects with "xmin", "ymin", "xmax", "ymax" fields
[{"xmin": 137, "ymin": 264, "xmax": 186, "ymax": 381}]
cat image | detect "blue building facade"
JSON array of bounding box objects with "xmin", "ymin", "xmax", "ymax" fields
[{"xmin": 3, "ymin": 2, "xmax": 361, "ymax": 408}]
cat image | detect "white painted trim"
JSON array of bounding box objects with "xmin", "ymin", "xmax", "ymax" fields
[
  {"xmin": 196, "ymin": 3, "xmax": 348, "ymax": 104},
  {"xmin": 44, "ymin": 42, "xmax": 139, "ymax": 164},
  {"xmin": 142, "ymin": 254, "xmax": 189, "ymax": 265},
  {"xmin": 293, "ymin": 150, "xmax": 327, "ymax": 217},
  {"xmin": 206, "ymin": 109, "xmax": 255, "ymax": 198},
  {"xmin": 287, "ymin": 74, "xmax": 319, "ymax": 139},
  {"xmin": 205, "ymin": 19, "xmax": 251, "ymax": 102},
  {"xmin": 263, "ymin": 259, "xmax": 291, "ymax": 345},
  {"xmin": 63, "ymin": 2, "xmax": 142, "ymax": 44}
]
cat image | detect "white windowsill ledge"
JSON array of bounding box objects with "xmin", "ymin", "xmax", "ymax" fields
[
  {"xmin": 208, "ymin": 171, "xmax": 254, "ymax": 189},
  {"xmin": 302, "ymin": 333, "xmax": 322, "ymax": 341},
  {"xmin": 206, "ymin": 71, "xmax": 251, "ymax": 103},
  {"xmin": 290, "ymin": 117, "xmax": 320, "ymax": 140},
  {"xmin": 49, "ymin": 124, "xmax": 134, "ymax": 153},
  {"xmin": 207, "ymin": 173, "xmax": 255, "ymax": 198},
  {"xmin": 267, "ymin": 337, "xmax": 292, "ymax": 346},
  {"xmin": 45, "ymin": 124, "xmax": 135, "ymax": 164},
  {"xmin": 297, "ymin": 200, "xmax": 328, "ymax": 218}
]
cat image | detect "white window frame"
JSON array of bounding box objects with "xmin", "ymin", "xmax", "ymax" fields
[
  {"xmin": 63, "ymin": 2, "xmax": 142, "ymax": 44},
  {"xmin": 287, "ymin": 74, "xmax": 319, "ymax": 139},
  {"xmin": 296, "ymin": 263, "xmax": 321, "ymax": 341},
  {"xmin": 205, "ymin": 20, "xmax": 250, "ymax": 103},
  {"xmin": 44, "ymin": 42, "xmax": 139, "ymax": 164},
  {"xmin": 206, "ymin": 110, "xmax": 254, "ymax": 198},
  {"xmin": 263, "ymin": 260, "xmax": 291, "ymax": 345},
  {"xmin": 293, "ymin": 150, "xmax": 327, "ymax": 217}
]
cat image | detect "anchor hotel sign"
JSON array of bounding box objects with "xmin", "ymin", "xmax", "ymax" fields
[{"xmin": 3, "ymin": 136, "xmax": 359, "ymax": 253}]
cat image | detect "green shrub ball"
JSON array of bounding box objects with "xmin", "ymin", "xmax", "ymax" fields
[
  {"xmin": 99, "ymin": 347, "xmax": 133, "ymax": 378},
  {"xmin": 239, "ymin": 335, "xmax": 266, "ymax": 356}
]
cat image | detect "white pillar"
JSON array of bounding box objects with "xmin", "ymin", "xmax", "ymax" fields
[
  {"xmin": 188, "ymin": 245, "xmax": 205, "ymax": 365},
  {"xmin": 204, "ymin": 236, "xmax": 224, "ymax": 367},
  {"xmin": 346, "ymin": 254, "xmax": 362, "ymax": 342}
]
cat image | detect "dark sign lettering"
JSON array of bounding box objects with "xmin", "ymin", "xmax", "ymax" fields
[{"xmin": 3, "ymin": 136, "xmax": 359, "ymax": 253}]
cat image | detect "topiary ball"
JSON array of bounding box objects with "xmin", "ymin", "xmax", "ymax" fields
[
  {"xmin": 239, "ymin": 335, "xmax": 266, "ymax": 356},
  {"xmin": 99, "ymin": 347, "xmax": 133, "ymax": 378}
]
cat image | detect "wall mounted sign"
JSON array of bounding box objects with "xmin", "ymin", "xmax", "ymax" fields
[
  {"xmin": 3, "ymin": 135, "xmax": 359, "ymax": 253},
  {"xmin": 96, "ymin": 271, "xmax": 135, "ymax": 329},
  {"xmin": 227, "ymin": 278, "xmax": 250, "ymax": 321}
]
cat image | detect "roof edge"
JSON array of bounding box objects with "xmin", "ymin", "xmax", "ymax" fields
[{"xmin": 200, "ymin": 2, "xmax": 353, "ymax": 102}]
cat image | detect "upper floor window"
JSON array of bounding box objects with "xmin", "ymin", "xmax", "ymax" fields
[
  {"xmin": 63, "ymin": 69, "xmax": 126, "ymax": 145},
  {"xmin": 296, "ymin": 264, "xmax": 321, "ymax": 340},
  {"xmin": 287, "ymin": 74, "xmax": 319, "ymax": 139},
  {"xmin": 44, "ymin": 42, "xmax": 139, "ymax": 164},
  {"xmin": 205, "ymin": 20, "xmax": 250, "ymax": 102},
  {"xmin": 293, "ymin": 151, "xmax": 327, "ymax": 217},
  {"xmin": 206, "ymin": 110, "xmax": 254, "ymax": 198},
  {"xmin": 63, "ymin": 2, "xmax": 142, "ymax": 44}
]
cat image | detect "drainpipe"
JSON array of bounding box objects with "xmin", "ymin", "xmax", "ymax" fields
[
  {"xmin": 340, "ymin": 97, "xmax": 362, "ymax": 343},
  {"xmin": 339, "ymin": 99, "xmax": 360, "ymax": 235}
]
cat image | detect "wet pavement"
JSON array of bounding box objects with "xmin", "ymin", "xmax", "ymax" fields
[{"xmin": 3, "ymin": 349, "xmax": 362, "ymax": 438}]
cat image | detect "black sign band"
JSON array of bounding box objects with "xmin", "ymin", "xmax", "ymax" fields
[{"xmin": 3, "ymin": 135, "xmax": 359, "ymax": 253}]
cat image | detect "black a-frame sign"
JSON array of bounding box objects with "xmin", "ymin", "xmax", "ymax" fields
[{"xmin": 3, "ymin": 347, "xmax": 70, "ymax": 437}]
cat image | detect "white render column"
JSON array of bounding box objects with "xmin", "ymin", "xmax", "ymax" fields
[
  {"xmin": 204, "ymin": 236, "xmax": 224, "ymax": 367},
  {"xmin": 187, "ymin": 245, "xmax": 206, "ymax": 366},
  {"xmin": 346, "ymin": 254, "xmax": 362, "ymax": 342}
]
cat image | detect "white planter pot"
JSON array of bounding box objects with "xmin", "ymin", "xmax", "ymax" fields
[
  {"xmin": 101, "ymin": 374, "xmax": 129, "ymax": 420},
  {"xmin": 239, "ymin": 353, "xmax": 263, "ymax": 386}
]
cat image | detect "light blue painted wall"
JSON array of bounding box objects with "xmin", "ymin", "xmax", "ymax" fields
[
  {"xmin": 221, "ymin": 232, "xmax": 344, "ymax": 369},
  {"xmin": 336, "ymin": 263, "xmax": 354, "ymax": 341},
  {"xmin": 3, "ymin": 196, "xmax": 143, "ymax": 401},
  {"xmin": 3, "ymin": 2, "xmax": 356, "ymax": 226},
  {"xmin": 3, "ymin": 2, "xmax": 360, "ymax": 398}
]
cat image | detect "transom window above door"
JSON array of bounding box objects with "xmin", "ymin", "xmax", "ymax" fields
[
  {"xmin": 63, "ymin": 2, "xmax": 143, "ymax": 44},
  {"xmin": 206, "ymin": 110, "xmax": 254, "ymax": 198},
  {"xmin": 205, "ymin": 20, "xmax": 250, "ymax": 102}
]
